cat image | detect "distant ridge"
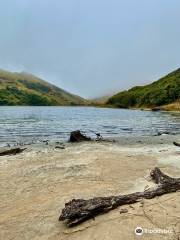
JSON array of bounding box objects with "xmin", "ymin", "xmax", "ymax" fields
[
  {"xmin": 107, "ymin": 68, "xmax": 180, "ymax": 110},
  {"xmin": 0, "ymin": 69, "xmax": 86, "ymax": 106}
]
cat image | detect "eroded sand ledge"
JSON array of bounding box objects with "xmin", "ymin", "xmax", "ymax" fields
[{"xmin": 0, "ymin": 139, "xmax": 180, "ymax": 240}]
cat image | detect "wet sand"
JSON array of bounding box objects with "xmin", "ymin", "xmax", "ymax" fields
[{"xmin": 0, "ymin": 137, "xmax": 180, "ymax": 240}]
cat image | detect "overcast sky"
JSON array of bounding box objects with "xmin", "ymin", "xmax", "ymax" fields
[{"xmin": 0, "ymin": 0, "xmax": 179, "ymax": 98}]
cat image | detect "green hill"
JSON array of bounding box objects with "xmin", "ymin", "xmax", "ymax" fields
[
  {"xmin": 0, "ymin": 69, "xmax": 86, "ymax": 106},
  {"xmin": 107, "ymin": 68, "xmax": 180, "ymax": 109}
]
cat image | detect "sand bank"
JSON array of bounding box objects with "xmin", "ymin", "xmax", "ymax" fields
[{"xmin": 0, "ymin": 139, "xmax": 180, "ymax": 239}]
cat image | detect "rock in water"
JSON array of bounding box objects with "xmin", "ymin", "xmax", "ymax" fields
[
  {"xmin": 151, "ymin": 107, "xmax": 162, "ymax": 111},
  {"xmin": 69, "ymin": 130, "xmax": 91, "ymax": 142}
]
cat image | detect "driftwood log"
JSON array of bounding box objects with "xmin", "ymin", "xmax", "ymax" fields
[
  {"xmin": 0, "ymin": 148, "xmax": 26, "ymax": 156},
  {"xmin": 59, "ymin": 167, "xmax": 180, "ymax": 227},
  {"xmin": 173, "ymin": 141, "xmax": 180, "ymax": 147},
  {"xmin": 69, "ymin": 130, "xmax": 116, "ymax": 143},
  {"xmin": 69, "ymin": 130, "xmax": 91, "ymax": 142}
]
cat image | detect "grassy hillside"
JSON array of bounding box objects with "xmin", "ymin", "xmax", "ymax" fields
[
  {"xmin": 0, "ymin": 69, "xmax": 86, "ymax": 106},
  {"xmin": 107, "ymin": 68, "xmax": 180, "ymax": 109}
]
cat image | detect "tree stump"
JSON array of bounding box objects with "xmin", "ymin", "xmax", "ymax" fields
[{"xmin": 69, "ymin": 130, "xmax": 91, "ymax": 142}]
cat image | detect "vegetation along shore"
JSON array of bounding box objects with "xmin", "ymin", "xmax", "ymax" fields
[{"xmin": 106, "ymin": 68, "xmax": 180, "ymax": 111}]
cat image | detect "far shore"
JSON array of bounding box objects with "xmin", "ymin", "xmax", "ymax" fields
[
  {"xmin": 91, "ymin": 102, "xmax": 180, "ymax": 112},
  {"xmin": 0, "ymin": 102, "xmax": 180, "ymax": 112}
]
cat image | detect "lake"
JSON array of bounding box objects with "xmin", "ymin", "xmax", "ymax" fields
[{"xmin": 0, "ymin": 106, "xmax": 180, "ymax": 147}]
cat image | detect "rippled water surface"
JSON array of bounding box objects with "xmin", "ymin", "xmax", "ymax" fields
[{"xmin": 0, "ymin": 106, "xmax": 180, "ymax": 146}]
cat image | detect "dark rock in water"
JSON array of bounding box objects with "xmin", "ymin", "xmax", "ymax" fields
[
  {"xmin": 154, "ymin": 132, "xmax": 162, "ymax": 136},
  {"xmin": 162, "ymin": 131, "xmax": 170, "ymax": 135},
  {"xmin": 0, "ymin": 148, "xmax": 26, "ymax": 156},
  {"xmin": 151, "ymin": 107, "xmax": 162, "ymax": 111},
  {"xmin": 96, "ymin": 133, "xmax": 101, "ymax": 137},
  {"xmin": 95, "ymin": 133, "xmax": 103, "ymax": 141},
  {"xmin": 43, "ymin": 140, "xmax": 49, "ymax": 145},
  {"xmin": 69, "ymin": 130, "xmax": 91, "ymax": 142},
  {"xmin": 156, "ymin": 131, "xmax": 171, "ymax": 136}
]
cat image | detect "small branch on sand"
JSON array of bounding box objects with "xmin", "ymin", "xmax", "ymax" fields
[
  {"xmin": 0, "ymin": 148, "xmax": 26, "ymax": 156},
  {"xmin": 173, "ymin": 142, "xmax": 180, "ymax": 147},
  {"xmin": 59, "ymin": 168, "xmax": 180, "ymax": 227}
]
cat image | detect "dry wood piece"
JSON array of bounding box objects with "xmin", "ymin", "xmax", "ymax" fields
[
  {"xmin": 173, "ymin": 141, "xmax": 180, "ymax": 147},
  {"xmin": 59, "ymin": 167, "xmax": 180, "ymax": 227},
  {"xmin": 55, "ymin": 146, "xmax": 65, "ymax": 149},
  {"xmin": 69, "ymin": 130, "xmax": 91, "ymax": 142},
  {"xmin": 0, "ymin": 148, "xmax": 26, "ymax": 156}
]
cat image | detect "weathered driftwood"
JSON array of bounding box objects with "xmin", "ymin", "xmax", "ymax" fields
[
  {"xmin": 55, "ymin": 146, "xmax": 65, "ymax": 149},
  {"xmin": 69, "ymin": 130, "xmax": 91, "ymax": 142},
  {"xmin": 0, "ymin": 148, "xmax": 26, "ymax": 156},
  {"xmin": 59, "ymin": 167, "xmax": 180, "ymax": 227},
  {"xmin": 173, "ymin": 141, "xmax": 180, "ymax": 147}
]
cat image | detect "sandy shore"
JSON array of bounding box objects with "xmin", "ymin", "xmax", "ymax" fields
[{"xmin": 0, "ymin": 137, "xmax": 180, "ymax": 240}]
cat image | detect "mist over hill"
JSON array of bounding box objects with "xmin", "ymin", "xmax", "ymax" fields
[{"xmin": 0, "ymin": 69, "xmax": 86, "ymax": 106}]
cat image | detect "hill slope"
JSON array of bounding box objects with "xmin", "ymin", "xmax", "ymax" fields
[
  {"xmin": 107, "ymin": 68, "xmax": 180, "ymax": 109},
  {"xmin": 0, "ymin": 69, "xmax": 86, "ymax": 106}
]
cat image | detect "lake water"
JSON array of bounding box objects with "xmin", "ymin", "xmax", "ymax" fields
[{"xmin": 0, "ymin": 106, "xmax": 180, "ymax": 146}]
